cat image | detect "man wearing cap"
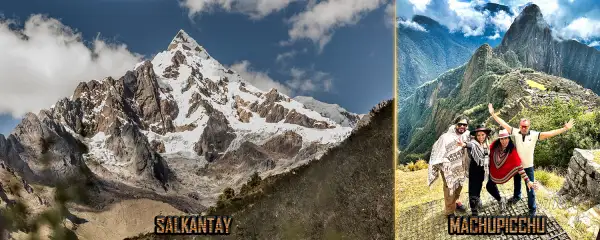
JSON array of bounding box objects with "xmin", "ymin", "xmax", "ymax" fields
[
  {"xmin": 488, "ymin": 103, "xmax": 574, "ymax": 216},
  {"xmin": 428, "ymin": 115, "xmax": 471, "ymax": 217}
]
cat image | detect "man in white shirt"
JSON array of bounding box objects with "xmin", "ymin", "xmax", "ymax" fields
[{"xmin": 488, "ymin": 103, "xmax": 574, "ymax": 216}]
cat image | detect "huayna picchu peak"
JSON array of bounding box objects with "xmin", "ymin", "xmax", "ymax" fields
[{"xmin": 497, "ymin": 4, "xmax": 600, "ymax": 95}]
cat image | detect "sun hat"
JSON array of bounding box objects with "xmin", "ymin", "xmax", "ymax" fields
[
  {"xmin": 470, "ymin": 124, "xmax": 492, "ymax": 136},
  {"xmin": 498, "ymin": 129, "xmax": 510, "ymax": 138}
]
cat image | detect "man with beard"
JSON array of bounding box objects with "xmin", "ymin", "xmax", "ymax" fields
[{"xmin": 428, "ymin": 115, "xmax": 471, "ymax": 217}]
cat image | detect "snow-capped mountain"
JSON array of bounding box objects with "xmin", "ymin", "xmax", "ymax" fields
[
  {"xmin": 0, "ymin": 30, "xmax": 353, "ymax": 208},
  {"xmin": 293, "ymin": 96, "xmax": 363, "ymax": 128}
]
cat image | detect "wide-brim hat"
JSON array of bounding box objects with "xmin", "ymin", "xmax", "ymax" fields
[
  {"xmin": 470, "ymin": 124, "xmax": 492, "ymax": 136},
  {"xmin": 498, "ymin": 129, "xmax": 510, "ymax": 138}
]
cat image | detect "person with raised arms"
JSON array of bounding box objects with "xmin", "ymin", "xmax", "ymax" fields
[{"xmin": 488, "ymin": 103, "xmax": 574, "ymax": 216}]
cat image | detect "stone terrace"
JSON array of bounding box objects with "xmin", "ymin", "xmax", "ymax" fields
[{"xmin": 397, "ymin": 187, "xmax": 570, "ymax": 240}]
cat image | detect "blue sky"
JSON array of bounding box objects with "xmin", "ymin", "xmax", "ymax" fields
[
  {"xmin": 0, "ymin": 0, "xmax": 395, "ymax": 135},
  {"xmin": 396, "ymin": 0, "xmax": 600, "ymax": 48}
]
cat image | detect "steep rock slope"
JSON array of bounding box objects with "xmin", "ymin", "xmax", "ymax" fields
[
  {"xmin": 397, "ymin": 15, "xmax": 484, "ymax": 101},
  {"xmin": 497, "ymin": 4, "xmax": 600, "ymax": 95},
  {"xmin": 127, "ymin": 100, "xmax": 394, "ymax": 240},
  {"xmin": 0, "ymin": 30, "xmax": 354, "ymax": 209}
]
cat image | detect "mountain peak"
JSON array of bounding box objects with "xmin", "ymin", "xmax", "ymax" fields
[
  {"xmin": 498, "ymin": 3, "xmax": 551, "ymax": 54},
  {"xmin": 513, "ymin": 3, "xmax": 548, "ymax": 29},
  {"xmin": 522, "ymin": 3, "xmax": 542, "ymax": 15},
  {"xmin": 168, "ymin": 29, "xmax": 204, "ymax": 52}
]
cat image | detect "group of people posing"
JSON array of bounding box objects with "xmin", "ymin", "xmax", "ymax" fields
[{"xmin": 427, "ymin": 103, "xmax": 575, "ymax": 217}]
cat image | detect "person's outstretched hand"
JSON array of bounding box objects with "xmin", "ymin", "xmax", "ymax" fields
[
  {"xmin": 488, "ymin": 103, "xmax": 495, "ymax": 115},
  {"xmin": 564, "ymin": 119, "xmax": 575, "ymax": 130}
]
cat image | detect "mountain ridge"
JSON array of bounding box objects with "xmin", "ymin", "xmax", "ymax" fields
[
  {"xmin": 124, "ymin": 99, "xmax": 394, "ymax": 240},
  {"xmin": 397, "ymin": 4, "xmax": 600, "ymax": 163},
  {"xmin": 496, "ymin": 4, "xmax": 600, "ymax": 95},
  {"xmin": 0, "ymin": 29, "xmax": 362, "ymax": 213}
]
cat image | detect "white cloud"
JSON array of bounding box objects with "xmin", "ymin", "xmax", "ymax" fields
[
  {"xmin": 589, "ymin": 41, "xmax": 600, "ymax": 47},
  {"xmin": 490, "ymin": 10, "xmax": 515, "ymax": 32},
  {"xmin": 229, "ymin": 60, "xmax": 334, "ymax": 95},
  {"xmin": 488, "ymin": 31, "xmax": 501, "ymax": 39},
  {"xmin": 410, "ymin": 0, "xmax": 432, "ymax": 12},
  {"xmin": 400, "ymin": 0, "xmax": 600, "ymax": 43},
  {"xmin": 275, "ymin": 50, "xmax": 297, "ymax": 63},
  {"xmin": 401, "ymin": 0, "xmax": 491, "ymax": 37},
  {"xmin": 559, "ymin": 17, "xmax": 600, "ymax": 41},
  {"xmin": 228, "ymin": 60, "xmax": 292, "ymax": 95},
  {"xmin": 180, "ymin": 0, "xmax": 298, "ymax": 20},
  {"xmin": 181, "ymin": 0, "xmax": 389, "ymax": 52},
  {"xmin": 286, "ymin": 0, "xmax": 387, "ymax": 53},
  {"xmin": 0, "ymin": 14, "xmax": 142, "ymax": 118},
  {"xmin": 286, "ymin": 67, "xmax": 333, "ymax": 93},
  {"xmin": 397, "ymin": 19, "xmax": 428, "ymax": 32},
  {"xmin": 447, "ymin": 0, "xmax": 487, "ymax": 36}
]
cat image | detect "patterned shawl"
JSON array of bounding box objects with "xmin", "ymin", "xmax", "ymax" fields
[
  {"xmin": 427, "ymin": 125, "xmax": 470, "ymax": 196},
  {"xmin": 466, "ymin": 139, "xmax": 490, "ymax": 183}
]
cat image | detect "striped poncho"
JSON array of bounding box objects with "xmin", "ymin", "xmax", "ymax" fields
[
  {"xmin": 488, "ymin": 141, "xmax": 530, "ymax": 185},
  {"xmin": 427, "ymin": 125, "xmax": 470, "ymax": 196}
]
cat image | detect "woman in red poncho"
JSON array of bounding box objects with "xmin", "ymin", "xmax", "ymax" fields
[{"xmin": 486, "ymin": 129, "xmax": 538, "ymax": 212}]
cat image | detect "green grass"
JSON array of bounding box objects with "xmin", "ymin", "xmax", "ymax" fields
[
  {"xmin": 396, "ymin": 169, "xmax": 442, "ymax": 211},
  {"xmin": 398, "ymin": 160, "xmax": 428, "ymax": 172},
  {"xmin": 526, "ymin": 79, "xmax": 547, "ymax": 91},
  {"xmin": 594, "ymin": 150, "xmax": 600, "ymax": 165},
  {"xmin": 535, "ymin": 169, "xmax": 565, "ymax": 191}
]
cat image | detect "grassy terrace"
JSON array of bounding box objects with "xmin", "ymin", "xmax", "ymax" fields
[{"xmin": 395, "ymin": 166, "xmax": 598, "ymax": 239}]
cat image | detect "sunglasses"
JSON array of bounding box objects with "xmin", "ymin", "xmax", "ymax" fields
[
  {"xmin": 457, "ymin": 123, "xmax": 468, "ymax": 127},
  {"xmin": 520, "ymin": 125, "xmax": 530, "ymax": 129}
]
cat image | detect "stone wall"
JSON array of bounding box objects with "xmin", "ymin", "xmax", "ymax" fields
[{"xmin": 558, "ymin": 148, "xmax": 600, "ymax": 200}]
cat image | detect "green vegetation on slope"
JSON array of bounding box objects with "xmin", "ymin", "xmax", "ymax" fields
[
  {"xmin": 398, "ymin": 43, "xmax": 600, "ymax": 168},
  {"xmin": 129, "ymin": 100, "xmax": 395, "ymax": 240},
  {"xmin": 511, "ymin": 99, "xmax": 600, "ymax": 168},
  {"xmin": 535, "ymin": 169, "xmax": 565, "ymax": 191},
  {"xmin": 398, "ymin": 45, "xmax": 512, "ymax": 164}
]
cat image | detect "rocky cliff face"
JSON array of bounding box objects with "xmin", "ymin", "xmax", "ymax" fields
[
  {"xmin": 559, "ymin": 149, "xmax": 600, "ymax": 200},
  {"xmin": 125, "ymin": 100, "xmax": 395, "ymax": 240},
  {"xmin": 0, "ymin": 29, "xmax": 355, "ymax": 208},
  {"xmin": 497, "ymin": 4, "xmax": 600, "ymax": 95},
  {"xmin": 557, "ymin": 149, "xmax": 600, "ymax": 235}
]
